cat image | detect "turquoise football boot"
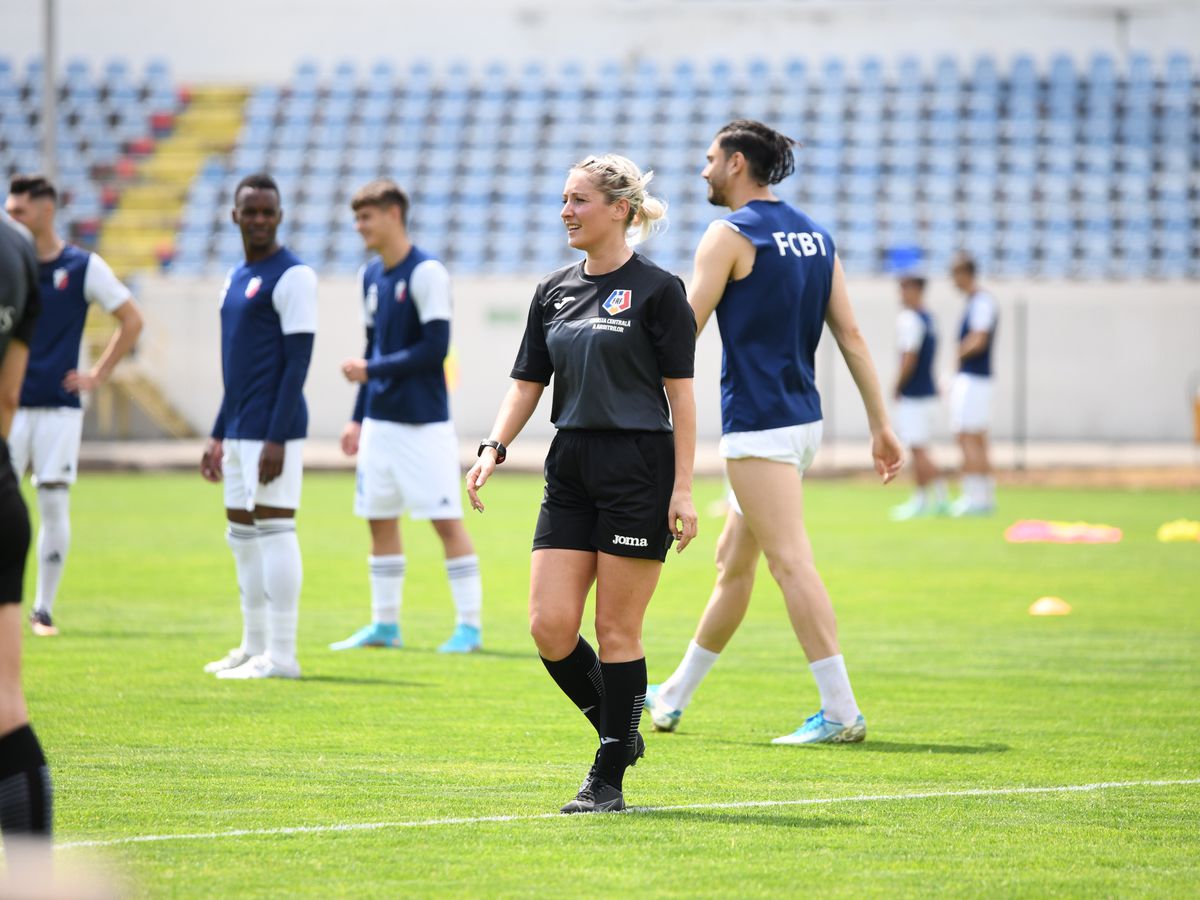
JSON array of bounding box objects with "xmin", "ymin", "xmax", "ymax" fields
[
  {"xmin": 328, "ymin": 622, "xmax": 402, "ymax": 651},
  {"xmin": 771, "ymin": 710, "xmax": 866, "ymax": 745},
  {"xmin": 644, "ymin": 684, "xmax": 683, "ymax": 733},
  {"xmin": 438, "ymin": 623, "xmax": 482, "ymax": 654}
]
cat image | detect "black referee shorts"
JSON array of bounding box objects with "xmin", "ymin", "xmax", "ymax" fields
[
  {"xmin": 533, "ymin": 430, "xmax": 676, "ymax": 562},
  {"xmin": 0, "ymin": 440, "xmax": 31, "ymax": 605}
]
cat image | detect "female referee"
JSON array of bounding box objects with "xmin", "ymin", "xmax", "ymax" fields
[{"xmin": 466, "ymin": 154, "xmax": 697, "ymax": 814}]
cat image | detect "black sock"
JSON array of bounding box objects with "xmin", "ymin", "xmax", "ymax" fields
[
  {"xmin": 540, "ymin": 636, "xmax": 605, "ymax": 735},
  {"xmin": 0, "ymin": 724, "xmax": 53, "ymax": 840},
  {"xmin": 595, "ymin": 658, "xmax": 647, "ymax": 791}
]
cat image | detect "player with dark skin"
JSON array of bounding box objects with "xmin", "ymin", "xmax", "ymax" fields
[{"xmin": 199, "ymin": 185, "xmax": 292, "ymax": 528}]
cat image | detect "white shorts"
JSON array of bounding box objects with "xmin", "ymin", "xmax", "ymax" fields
[
  {"xmin": 354, "ymin": 418, "xmax": 464, "ymax": 521},
  {"xmin": 8, "ymin": 408, "xmax": 84, "ymax": 486},
  {"xmin": 720, "ymin": 421, "xmax": 823, "ymax": 516},
  {"xmin": 895, "ymin": 396, "xmax": 940, "ymax": 448},
  {"xmin": 222, "ymin": 438, "xmax": 305, "ymax": 512},
  {"xmin": 949, "ymin": 373, "xmax": 992, "ymax": 434}
]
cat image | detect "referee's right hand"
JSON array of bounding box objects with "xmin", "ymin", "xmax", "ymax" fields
[{"xmin": 466, "ymin": 450, "xmax": 499, "ymax": 512}]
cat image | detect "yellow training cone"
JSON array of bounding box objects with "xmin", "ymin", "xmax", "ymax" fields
[{"xmin": 1029, "ymin": 596, "xmax": 1072, "ymax": 616}]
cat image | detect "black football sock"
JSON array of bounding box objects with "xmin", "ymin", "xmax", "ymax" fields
[
  {"xmin": 0, "ymin": 724, "xmax": 53, "ymax": 841},
  {"xmin": 595, "ymin": 658, "xmax": 647, "ymax": 791},
  {"xmin": 540, "ymin": 636, "xmax": 605, "ymax": 735}
]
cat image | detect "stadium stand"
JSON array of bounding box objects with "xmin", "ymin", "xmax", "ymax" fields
[{"xmin": 3, "ymin": 54, "xmax": 1196, "ymax": 280}]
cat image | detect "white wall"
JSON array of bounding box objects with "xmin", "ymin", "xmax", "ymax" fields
[
  {"xmin": 2, "ymin": 1, "xmax": 1197, "ymax": 83},
  {"xmin": 131, "ymin": 272, "xmax": 1200, "ymax": 444}
]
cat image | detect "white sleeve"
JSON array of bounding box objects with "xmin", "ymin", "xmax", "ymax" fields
[
  {"xmin": 410, "ymin": 259, "xmax": 452, "ymax": 324},
  {"xmin": 83, "ymin": 253, "xmax": 133, "ymax": 312},
  {"xmin": 358, "ymin": 264, "xmax": 375, "ymax": 329},
  {"xmin": 896, "ymin": 309, "xmax": 925, "ymax": 353},
  {"xmin": 968, "ymin": 292, "xmax": 997, "ymax": 333},
  {"xmin": 272, "ymin": 264, "xmax": 318, "ymax": 335}
]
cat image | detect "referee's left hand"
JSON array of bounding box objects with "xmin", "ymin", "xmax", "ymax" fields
[{"xmin": 669, "ymin": 489, "xmax": 698, "ymax": 552}]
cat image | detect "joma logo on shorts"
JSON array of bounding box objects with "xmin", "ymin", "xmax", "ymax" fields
[{"xmin": 612, "ymin": 534, "xmax": 648, "ymax": 547}]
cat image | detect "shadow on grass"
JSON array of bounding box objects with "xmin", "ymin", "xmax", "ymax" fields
[
  {"xmin": 631, "ymin": 809, "xmax": 861, "ymax": 829},
  {"xmin": 395, "ymin": 647, "xmax": 532, "ymax": 660}
]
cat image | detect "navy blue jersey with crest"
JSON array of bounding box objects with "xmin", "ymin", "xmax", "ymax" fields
[
  {"xmin": 20, "ymin": 244, "xmax": 130, "ymax": 408},
  {"xmin": 898, "ymin": 308, "xmax": 938, "ymax": 398},
  {"xmin": 958, "ymin": 290, "xmax": 998, "ymax": 377},
  {"xmin": 354, "ymin": 246, "xmax": 452, "ymax": 425},
  {"xmin": 715, "ymin": 200, "xmax": 835, "ymax": 434},
  {"xmin": 218, "ymin": 247, "xmax": 317, "ymax": 441}
]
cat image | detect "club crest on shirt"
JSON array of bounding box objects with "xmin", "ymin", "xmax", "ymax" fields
[
  {"xmin": 395, "ymin": 279, "xmax": 407, "ymax": 303},
  {"xmin": 53, "ymin": 268, "xmax": 68, "ymax": 291},
  {"xmin": 245, "ymin": 276, "xmax": 263, "ymax": 298},
  {"xmin": 602, "ymin": 289, "xmax": 632, "ymax": 316}
]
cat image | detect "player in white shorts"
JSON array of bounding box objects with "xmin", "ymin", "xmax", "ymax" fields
[
  {"xmin": 333, "ymin": 179, "xmax": 482, "ymax": 654},
  {"xmin": 889, "ymin": 274, "xmax": 948, "ymax": 519},
  {"xmin": 5, "ymin": 175, "xmax": 144, "ymax": 636},
  {"xmin": 200, "ymin": 173, "xmax": 317, "ymax": 680},
  {"xmin": 948, "ymin": 252, "xmax": 997, "ymax": 516}
]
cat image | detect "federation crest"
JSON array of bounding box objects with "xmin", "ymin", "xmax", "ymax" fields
[
  {"xmin": 602, "ymin": 289, "xmax": 632, "ymax": 316},
  {"xmin": 245, "ymin": 276, "xmax": 263, "ymax": 298},
  {"xmin": 53, "ymin": 268, "xmax": 68, "ymax": 291},
  {"xmin": 394, "ymin": 279, "xmax": 407, "ymax": 303}
]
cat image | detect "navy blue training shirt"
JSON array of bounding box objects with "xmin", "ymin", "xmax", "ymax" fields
[
  {"xmin": 20, "ymin": 244, "xmax": 131, "ymax": 408},
  {"xmin": 958, "ymin": 290, "xmax": 998, "ymax": 377},
  {"xmin": 352, "ymin": 246, "xmax": 452, "ymax": 425},
  {"xmin": 897, "ymin": 307, "xmax": 938, "ymax": 398},
  {"xmin": 714, "ymin": 200, "xmax": 835, "ymax": 434},
  {"xmin": 216, "ymin": 247, "xmax": 317, "ymax": 442}
]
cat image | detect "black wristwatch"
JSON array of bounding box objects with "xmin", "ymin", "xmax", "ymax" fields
[{"xmin": 477, "ymin": 439, "xmax": 507, "ymax": 464}]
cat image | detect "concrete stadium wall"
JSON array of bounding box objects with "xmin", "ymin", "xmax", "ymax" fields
[
  {"xmin": 2, "ymin": 1, "xmax": 1198, "ymax": 83},
  {"xmin": 129, "ymin": 272, "xmax": 1200, "ymax": 444}
]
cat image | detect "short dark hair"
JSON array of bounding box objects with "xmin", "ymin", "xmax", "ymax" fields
[
  {"xmin": 715, "ymin": 120, "xmax": 797, "ymax": 186},
  {"xmin": 9, "ymin": 174, "xmax": 57, "ymax": 203},
  {"xmin": 950, "ymin": 251, "xmax": 977, "ymax": 277},
  {"xmin": 234, "ymin": 173, "xmax": 280, "ymax": 203},
  {"xmin": 900, "ymin": 275, "xmax": 928, "ymax": 290},
  {"xmin": 351, "ymin": 178, "xmax": 409, "ymax": 224}
]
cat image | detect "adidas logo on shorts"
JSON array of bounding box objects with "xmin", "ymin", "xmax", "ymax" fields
[{"xmin": 612, "ymin": 534, "xmax": 648, "ymax": 547}]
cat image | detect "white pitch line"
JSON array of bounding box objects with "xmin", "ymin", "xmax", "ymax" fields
[{"xmin": 57, "ymin": 778, "xmax": 1200, "ymax": 850}]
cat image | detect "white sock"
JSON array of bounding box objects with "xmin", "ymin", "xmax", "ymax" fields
[
  {"xmin": 369, "ymin": 554, "xmax": 405, "ymax": 626},
  {"xmin": 911, "ymin": 486, "xmax": 927, "ymax": 506},
  {"xmin": 809, "ymin": 654, "xmax": 860, "ymax": 725},
  {"xmin": 257, "ymin": 518, "xmax": 302, "ymax": 668},
  {"xmin": 226, "ymin": 522, "xmax": 266, "ymax": 656},
  {"xmin": 34, "ymin": 487, "xmax": 70, "ymax": 615},
  {"xmin": 931, "ymin": 479, "xmax": 948, "ymax": 503},
  {"xmin": 445, "ymin": 554, "xmax": 482, "ymax": 629},
  {"xmin": 984, "ymin": 475, "xmax": 996, "ymax": 506},
  {"xmin": 658, "ymin": 640, "xmax": 720, "ymax": 711},
  {"xmin": 962, "ymin": 474, "xmax": 985, "ymax": 506}
]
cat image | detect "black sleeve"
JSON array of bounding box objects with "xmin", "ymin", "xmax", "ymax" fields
[
  {"xmin": 15, "ymin": 241, "xmax": 40, "ymax": 345},
  {"xmin": 509, "ymin": 283, "xmax": 553, "ymax": 384},
  {"xmin": 646, "ymin": 275, "xmax": 695, "ymax": 379}
]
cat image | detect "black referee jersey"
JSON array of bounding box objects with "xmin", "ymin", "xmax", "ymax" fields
[
  {"xmin": 511, "ymin": 253, "xmax": 695, "ymax": 431},
  {"xmin": 0, "ymin": 216, "xmax": 40, "ymax": 367}
]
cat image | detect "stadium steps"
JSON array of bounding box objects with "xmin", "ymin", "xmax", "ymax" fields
[{"xmin": 96, "ymin": 85, "xmax": 249, "ymax": 276}]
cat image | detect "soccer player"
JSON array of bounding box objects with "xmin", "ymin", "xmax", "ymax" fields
[
  {"xmin": 332, "ymin": 179, "xmax": 483, "ymax": 654},
  {"xmin": 889, "ymin": 274, "xmax": 948, "ymax": 520},
  {"xmin": 645, "ymin": 120, "xmax": 903, "ymax": 744},
  {"xmin": 948, "ymin": 251, "xmax": 997, "ymax": 516},
  {"xmin": 200, "ymin": 173, "xmax": 316, "ymax": 680},
  {"xmin": 467, "ymin": 155, "xmax": 697, "ymax": 813},
  {"xmin": 0, "ymin": 212, "xmax": 53, "ymax": 848},
  {"xmin": 4, "ymin": 175, "xmax": 144, "ymax": 637}
]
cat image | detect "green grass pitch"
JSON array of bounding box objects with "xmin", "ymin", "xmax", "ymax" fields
[{"xmin": 17, "ymin": 472, "xmax": 1200, "ymax": 896}]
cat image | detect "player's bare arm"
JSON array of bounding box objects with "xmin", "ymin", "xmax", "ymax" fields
[
  {"xmin": 959, "ymin": 331, "xmax": 991, "ymax": 360},
  {"xmin": 825, "ymin": 256, "xmax": 904, "ymax": 484},
  {"xmin": 663, "ymin": 376, "xmax": 698, "ymax": 552},
  {"xmin": 466, "ymin": 379, "xmax": 544, "ymax": 512},
  {"xmin": 688, "ymin": 221, "xmax": 751, "ymax": 335},
  {"xmin": 63, "ymin": 298, "xmax": 143, "ymax": 394},
  {"xmin": 895, "ymin": 350, "xmax": 919, "ymax": 398}
]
